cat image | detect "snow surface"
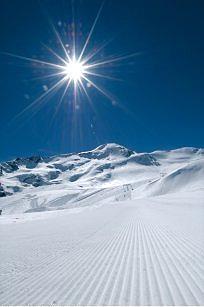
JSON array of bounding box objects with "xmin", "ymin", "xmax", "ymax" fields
[{"xmin": 0, "ymin": 144, "xmax": 204, "ymax": 305}]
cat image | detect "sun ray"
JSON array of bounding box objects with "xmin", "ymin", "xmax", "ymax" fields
[
  {"xmin": 82, "ymin": 75, "xmax": 114, "ymax": 102},
  {"xmin": 84, "ymin": 70, "xmax": 122, "ymax": 81},
  {"xmin": 78, "ymin": 1, "xmax": 105, "ymax": 62},
  {"xmin": 51, "ymin": 24, "xmax": 72, "ymax": 62},
  {"xmin": 50, "ymin": 78, "xmax": 72, "ymax": 122},
  {"xmin": 2, "ymin": 51, "xmax": 64, "ymax": 70},
  {"xmin": 42, "ymin": 43, "xmax": 68, "ymax": 65},
  {"xmin": 78, "ymin": 78, "xmax": 97, "ymax": 112},
  {"xmin": 85, "ymin": 51, "xmax": 142, "ymax": 69},
  {"xmin": 30, "ymin": 71, "xmax": 66, "ymax": 81},
  {"xmin": 11, "ymin": 75, "xmax": 68, "ymax": 123},
  {"xmin": 82, "ymin": 38, "xmax": 114, "ymax": 65}
]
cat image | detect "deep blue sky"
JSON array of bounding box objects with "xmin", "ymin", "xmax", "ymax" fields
[{"xmin": 0, "ymin": 0, "xmax": 204, "ymax": 161}]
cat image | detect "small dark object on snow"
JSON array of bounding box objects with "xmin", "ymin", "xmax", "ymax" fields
[{"xmin": 0, "ymin": 209, "xmax": 2, "ymax": 216}]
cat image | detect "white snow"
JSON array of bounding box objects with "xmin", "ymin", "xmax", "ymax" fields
[
  {"xmin": 1, "ymin": 143, "xmax": 203, "ymax": 214},
  {"xmin": 0, "ymin": 144, "xmax": 204, "ymax": 305}
]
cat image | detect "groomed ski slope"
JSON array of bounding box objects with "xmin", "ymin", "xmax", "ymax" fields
[{"xmin": 1, "ymin": 190, "xmax": 204, "ymax": 305}]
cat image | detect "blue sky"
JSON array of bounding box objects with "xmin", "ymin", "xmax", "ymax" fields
[{"xmin": 0, "ymin": 0, "xmax": 204, "ymax": 161}]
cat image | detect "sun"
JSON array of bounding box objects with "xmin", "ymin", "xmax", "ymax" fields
[
  {"xmin": 63, "ymin": 58, "xmax": 86, "ymax": 83},
  {"xmin": 4, "ymin": 2, "xmax": 139, "ymax": 121}
]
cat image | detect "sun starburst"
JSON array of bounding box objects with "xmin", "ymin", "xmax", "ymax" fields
[{"xmin": 3, "ymin": 2, "xmax": 140, "ymax": 124}]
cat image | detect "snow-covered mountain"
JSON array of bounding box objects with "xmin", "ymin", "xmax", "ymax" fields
[
  {"xmin": 0, "ymin": 143, "xmax": 203, "ymax": 214},
  {"xmin": 1, "ymin": 144, "xmax": 204, "ymax": 306}
]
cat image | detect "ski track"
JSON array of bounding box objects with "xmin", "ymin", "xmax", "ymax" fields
[{"xmin": 0, "ymin": 200, "xmax": 204, "ymax": 306}]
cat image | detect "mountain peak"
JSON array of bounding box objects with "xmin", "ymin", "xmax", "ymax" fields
[{"xmin": 79, "ymin": 143, "xmax": 135, "ymax": 159}]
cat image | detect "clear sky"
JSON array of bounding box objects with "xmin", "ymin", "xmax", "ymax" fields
[{"xmin": 0, "ymin": 0, "xmax": 204, "ymax": 161}]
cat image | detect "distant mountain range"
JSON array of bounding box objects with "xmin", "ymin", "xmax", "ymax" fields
[{"xmin": 0, "ymin": 143, "xmax": 203, "ymax": 214}]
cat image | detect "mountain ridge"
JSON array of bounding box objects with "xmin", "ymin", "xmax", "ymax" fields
[
  {"xmin": 0, "ymin": 143, "xmax": 203, "ymax": 214},
  {"xmin": 1, "ymin": 143, "xmax": 203, "ymax": 172}
]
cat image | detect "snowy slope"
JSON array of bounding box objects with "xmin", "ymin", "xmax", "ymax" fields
[
  {"xmin": 0, "ymin": 144, "xmax": 204, "ymax": 305},
  {"xmin": 0, "ymin": 143, "xmax": 204, "ymax": 214},
  {"xmin": 0, "ymin": 190, "xmax": 204, "ymax": 305}
]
